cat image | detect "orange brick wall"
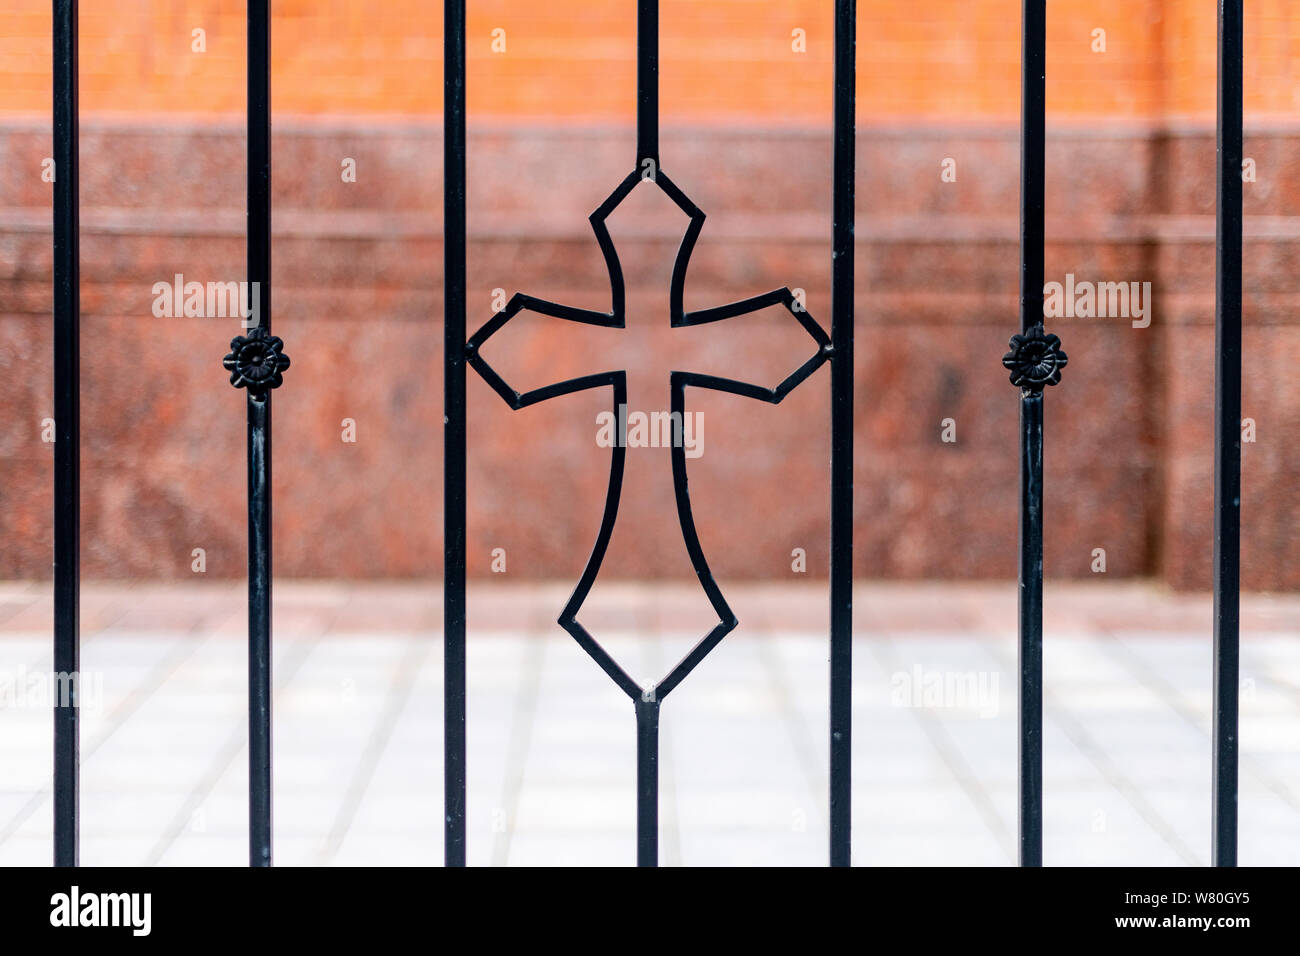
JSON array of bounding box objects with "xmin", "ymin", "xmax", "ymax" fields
[{"xmin": 0, "ymin": 1, "xmax": 1297, "ymax": 120}]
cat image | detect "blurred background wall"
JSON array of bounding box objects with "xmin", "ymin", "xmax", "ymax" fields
[{"xmin": 0, "ymin": 1, "xmax": 1296, "ymax": 589}]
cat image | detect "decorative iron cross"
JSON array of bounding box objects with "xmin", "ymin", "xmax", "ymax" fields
[
  {"xmin": 468, "ymin": 168, "xmax": 829, "ymax": 691},
  {"xmin": 464, "ymin": 0, "xmax": 831, "ymax": 865}
]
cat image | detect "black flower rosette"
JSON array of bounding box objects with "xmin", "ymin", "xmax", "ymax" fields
[
  {"xmin": 223, "ymin": 326, "xmax": 290, "ymax": 395},
  {"xmin": 1002, "ymin": 324, "xmax": 1067, "ymax": 391}
]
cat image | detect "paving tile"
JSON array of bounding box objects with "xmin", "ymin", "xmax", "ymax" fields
[{"xmin": 0, "ymin": 581, "xmax": 1297, "ymax": 865}]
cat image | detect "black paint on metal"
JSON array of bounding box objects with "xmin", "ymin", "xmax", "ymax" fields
[
  {"xmin": 443, "ymin": 0, "xmax": 469, "ymax": 868},
  {"xmin": 635, "ymin": 697, "xmax": 660, "ymax": 867},
  {"xmin": 1213, "ymin": 0, "xmax": 1243, "ymax": 869},
  {"xmin": 636, "ymin": 0, "xmax": 658, "ymax": 167},
  {"xmin": 246, "ymin": 0, "xmax": 274, "ymax": 867},
  {"xmin": 1016, "ymin": 0, "xmax": 1048, "ymax": 868},
  {"xmin": 829, "ymin": 0, "xmax": 856, "ymax": 869},
  {"xmin": 52, "ymin": 0, "xmax": 80, "ymax": 869}
]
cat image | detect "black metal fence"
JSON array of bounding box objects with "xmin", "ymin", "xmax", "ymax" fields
[{"xmin": 43, "ymin": 0, "xmax": 1246, "ymax": 868}]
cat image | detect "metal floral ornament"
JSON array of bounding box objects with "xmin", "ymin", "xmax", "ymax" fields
[
  {"xmin": 1003, "ymin": 323, "xmax": 1067, "ymax": 391},
  {"xmin": 223, "ymin": 326, "xmax": 290, "ymax": 394}
]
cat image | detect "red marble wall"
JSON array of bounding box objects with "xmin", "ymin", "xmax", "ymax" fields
[{"xmin": 0, "ymin": 122, "xmax": 1295, "ymax": 588}]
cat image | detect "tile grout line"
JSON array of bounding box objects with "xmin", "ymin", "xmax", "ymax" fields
[
  {"xmin": 143, "ymin": 594, "xmax": 353, "ymax": 866},
  {"xmin": 1096, "ymin": 627, "xmax": 1300, "ymax": 814},
  {"xmin": 488, "ymin": 588, "xmax": 548, "ymax": 867},
  {"xmin": 143, "ymin": 636, "xmax": 320, "ymax": 866},
  {"xmin": 317, "ymin": 633, "xmax": 433, "ymax": 865},
  {"xmin": 750, "ymin": 603, "xmax": 828, "ymax": 836},
  {"xmin": 871, "ymin": 631, "xmax": 1016, "ymax": 864},
  {"xmin": 979, "ymin": 633, "xmax": 1204, "ymax": 866},
  {"xmin": 0, "ymin": 580, "xmax": 151, "ymax": 708},
  {"xmin": 0, "ymin": 598, "xmax": 215, "ymax": 850},
  {"xmin": 645, "ymin": 584, "xmax": 682, "ymax": 867}
]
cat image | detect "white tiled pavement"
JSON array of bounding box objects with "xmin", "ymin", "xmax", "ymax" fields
[{"xmin": 0, "ymin": 580, "xmax": 1296, "ymax": 866}]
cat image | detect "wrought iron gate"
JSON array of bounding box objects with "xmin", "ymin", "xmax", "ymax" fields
[
  {"xmin": 43, "ymin": 0, "xmax": 1248, "ymax": 868},
  {"xmin": 442, "ymin": 0, "xmax": 855, "ymax": 869}
]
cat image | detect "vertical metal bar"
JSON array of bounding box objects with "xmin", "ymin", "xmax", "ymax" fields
[
  {"xmin": 1017, "ymin": 0, "xmax": 1046, "ymax": 867},
  {"xmin": 443, "ymin": 0, "xmax": 468, "ymax": 868},
  {"xmin": 246, "ymin": 0, "xmax": 273, "ymax": 867},
  {"xmin": 636, "ymin": 0, "xmax": 658, "ymax": 166},
  {"xmin": 52, "ymin": 0, "xmax": 79, "ymax": 869},
  {"xmin": 635, "ymin": 697, "xmax": 660, "ymax": 867},
  {"xmin": 829, "ymin": 0, "xmax": 856, "ymax": 868},
  {"xmin": 1017, "ymin": 393, "xmax": 1044, "ymax": 866},
  {"xmin": 634, "ymin": 0, "xmax": 662, "ymax": 867},
  {"xmin": 1212, "ymin": 0, "xmax": 1243, "ymax": 869}
]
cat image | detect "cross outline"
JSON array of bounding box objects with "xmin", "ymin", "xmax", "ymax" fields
[{"xmin": 466, "ymin": 166, "xmax": 831, "ymax": 703}]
